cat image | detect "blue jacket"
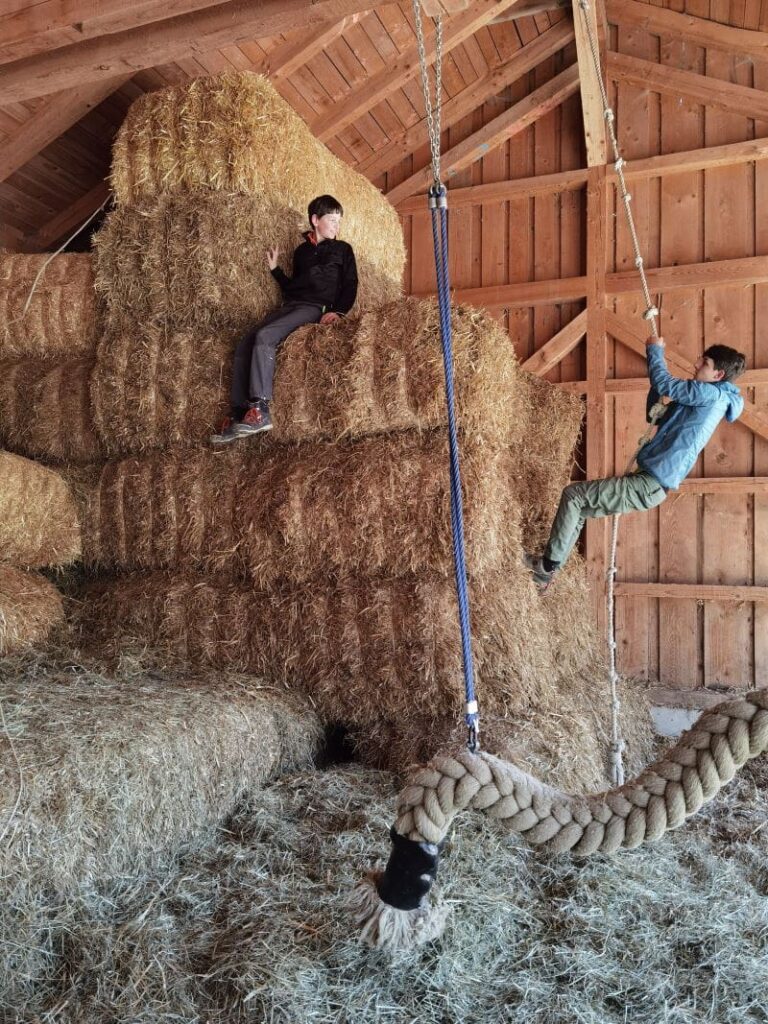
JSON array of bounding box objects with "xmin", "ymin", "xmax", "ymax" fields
[{"xmin": 636, "ymin": 345, "xmax": 743, "ymax": 491}]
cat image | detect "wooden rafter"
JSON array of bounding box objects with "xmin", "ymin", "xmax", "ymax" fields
[
  {"xmin": 520, "ymin": 310, "xmax": 587, "ymax": 376},
  {"xmin": 22, "ymin": 180, "xmax": 110, "ymax": 252},
  {"xmin": 0, "ymin": 76, "xmax": 128, "ymax": 184},
  {"xmin": 607, "ymin": 52, "xmax": 768, "ymax": 123},
  {"xmin": 397, "ymin": 167, "xmax": 588, "ymax": 213},
  {"xmin": 571, "ymin": 0, "xmax": 607, "ymax": 166},
  {"xmin": 311, "ymin": 0, "xmax": 524, "ymax": 144},
  {"xmin": 0, "ymin": 0, "xmax": 395, "ymax": 104},
  {"xmin": 357, "ymin": 19, "xmax": 575, "ymax": 182},
  {"xmin": 606, "ymin": 0, "xmax": 768, "ymax": 61},
  {"xmin": 261, "ymin": 13, "xmax": 363, "ymax": 81},
  {"xmin": 386, "ymin": 63, "xmax": 580, "ymax": 206},
  {"xmin": 608, "ymin": 255, "xmax": 768, "ymax": 295}
]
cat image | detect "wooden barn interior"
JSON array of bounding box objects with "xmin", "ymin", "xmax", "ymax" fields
[{"xmin": 1, "ymin": 0, "xmax": 767, "ymax": 1019}]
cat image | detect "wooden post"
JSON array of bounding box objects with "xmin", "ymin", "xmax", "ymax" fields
[{"xmin": 585, "ymin": 165, "xmax": 610, "ymax": 629}]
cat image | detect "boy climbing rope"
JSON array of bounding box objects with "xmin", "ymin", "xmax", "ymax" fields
[
  {"xmin": 211, "ymin": 194, "xmax": 358, "ymax": 444},
  {"xmin": 525, "ymin": 335, "xmax": 746, "ymax": 590}
]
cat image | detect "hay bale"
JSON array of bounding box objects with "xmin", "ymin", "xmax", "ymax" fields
[
  {"xmin": 0, "ymin": 252, "xmax": 93, "ymax": 287},
  {"xmin": 0, "ymin": 278, "xmax": 97, "ymax": 361},
  {"xmin": 73, "ymin": 433, "xmax": 516, "ymax": 583},
  {"xmin": 0, "ymin": 361, "xmax": 103, "ymax": 464},
  {"xmin": 0, "ymin": 653, "xmax": 322, "ymax": 888},
  {"xmin": 0, "ymin": 452, "xmax": 81, "ymax": 567},
  {"xmin": 76, "ymin": 566, "xmax": 559, "ymax": 724},
  {"xmin": 0, "ymin": 566, "xmax": 64, "ymax": 654},
  {"xmin": 90, "ymin": 299, "xmax": 522, "ymax": 454},
  {"xmin": 93, "ymin": 194, "xmax": 402, "ymax": 334}
]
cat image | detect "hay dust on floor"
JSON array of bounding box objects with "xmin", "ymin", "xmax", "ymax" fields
[{"xmin": 2, "ymin": 746, "xmax": 766, "ymax": 1022}]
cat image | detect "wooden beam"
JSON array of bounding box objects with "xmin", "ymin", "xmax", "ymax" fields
[
  {"xmin": 607, "ymin": 51, "xmax": 768, "ymax": 124},
  {"xmin": 359, "ymin": 19, "xmax": 575, "ymax": 183},
  {"xmin": 606, "ymin": 310, "xmax": 768, "ymax": 444},
  {"xmin": 571, "ymin": 0, "xmax": 607, "ymax": 166},
  {"xmin": 262, "ymin": 12, "xmax": 363, "ymax": 81},
  {"xmin": 584, "ymin": 164, "xmax": 609, "ymax": 626},
  {"xmin": 615, "ymin": 582, "xmax": 768, "ymax": 602},
  {"xmin": 620, "ymin": 136, "xmax": 768, "ymax": 180},
  {"xmin": 0, "ymin": 76, "xmax": 128, "ymax": 183},
  {"xmin": 0, "ymin": 0, "xmax": 394, "ymax": 104},
  {"xmin": 0, "ymin": 0, "xmax": 235, "ymax": 65},
  {"xmin": 411, "ymin": 274, "xmax": 588, "ymax": 306},
  {"xmin": 312, "ymin": 0, "xmax": 524, "ymax": 144},
  {"xmin": 22, "ymin": 179, "xmax": 110, "ymax": 252},
  {"xmin": 521, "ymin": 309, "xmax": 587, "ymax": 376},
  {"xmin": 678, "ymin": 477, "xmax": 768, "ymax": 494},
  {"xmin": 492, "ymin": 0, "xmax": 569, "ymax": 21},
  {"xmin": 647, "ymin": 686, "xmax": 747, "ymax": 709},
  {"xmin": 397, "ymin": 167, "xmax": 587, "ymax": 214},
  {"xmin": 607, "ymin": 0, "xmax": 768, "ymax": 61},
  {"xmin": 387, "ymin": 63, "xmax": 580, "ymax": 206},
  {"xmin": 607, "ymin": 255, "xmax": 768, "ymax": 295}
]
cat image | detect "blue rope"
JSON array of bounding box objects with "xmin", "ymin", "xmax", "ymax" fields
[{"xmin": 428, "ymin": 184, "xmax": 479, "ymax": 752}]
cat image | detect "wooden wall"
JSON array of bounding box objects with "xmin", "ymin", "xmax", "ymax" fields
[{"xmin": 397, "ymin": 19, "xmax": 768, "ymax": 699}]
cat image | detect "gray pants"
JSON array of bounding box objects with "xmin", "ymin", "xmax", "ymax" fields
[
  {"xmin": 544, "ymin": 470, "xmax": 667, "ymax": 566},
  {"xmin": 230, "ymin": 301, "xmax": 322, "ymax": 410}
]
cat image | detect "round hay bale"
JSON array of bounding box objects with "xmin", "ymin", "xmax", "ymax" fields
[
  {"xmin": 0, "ymin": 654, "xmax": 323, "ymax": 889},
  {"xmin": 89, "ymin": 299, "xmax": 524, "ymax": 454},
  {"xmin": 0, "ymin": 277, "xmax": 98, "ymax": 361},
  {"xmin": 0, "ymin": 452, "xmax": 81, "ymax": 567},
  {"xmin": 73, "ymin": 433, "xmax": 517, "ymax": 583},
  {"xmin": 0, "ymin": 360, "xmax": 103, "ymax": 465},
  {"xmin": 0, "ymin": 566, "xmax": 64, "ymax": 654},
  {"xmin": 93, "ymin": 193, "xmax": 402, "ymax": 334},
  {"xmin": 76, "ymin": 566, "xmax": 571, "ymax": 726},
  {"xmin": 0, "ymin": 252, "xmax": 93, "ymax": 287}
]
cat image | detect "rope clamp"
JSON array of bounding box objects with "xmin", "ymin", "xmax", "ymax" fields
[{"xmin": 428, "ymin": 183, "xmax": 447, "ymax": 209}]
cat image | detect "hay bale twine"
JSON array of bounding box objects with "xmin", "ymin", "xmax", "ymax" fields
[
  {"xmin": 93, "ymin": 194, "xmax": 402, "ymax": 334},
  {"xmin": 0, "ymin": 452, "xmax": 81, "ymax": 567},
  {"xmin": 0, "ymin": 276, "xmax": 97, "ymax": 361},
  {"xmin": 76, "ymin": 566, "xmax": 564, "ymax": 725},
  {"xmin": 72, "ymin": 433, "xmax": 516, "ymax": 583},
  {"xmin": 0, "ymin": 566, "xmax": 64, "ymax": 654},
  {"xmin": 0, "ymin": 655, "xmax": 323, "ymax": 888},
  {"xmin": 0, "ymin": 360, "xmax": 103, "ymax": 464}
]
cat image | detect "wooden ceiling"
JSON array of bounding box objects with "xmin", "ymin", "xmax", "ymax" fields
[{"xmin": 1, "ymin": 0, "xmax": 767, "ymax": 252}]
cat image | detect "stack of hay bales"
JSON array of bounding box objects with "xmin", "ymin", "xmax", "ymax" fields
[{"xmin": 0, "ymin": 451, "xmax": 81, "ymax": 653}]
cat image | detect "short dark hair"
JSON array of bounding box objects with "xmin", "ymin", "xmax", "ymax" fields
[
  {"xmin": 704, "ymin": 344, "xmax": 746, "ymax": 383},
  {"xmin": 308, "ymin": 195, "xmax": 343, "ymax": 223}
]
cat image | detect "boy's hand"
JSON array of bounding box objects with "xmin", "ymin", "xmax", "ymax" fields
[
  {"xmin": 266, "ymin": 246, "xmax": 279, "ymax": 270},
  {"xmin": 645, "ymin": 334, "xmax": 664, "ymax": 348},
  {"xmin": 320, "ymin": 312, "xmax": 340, "ymax": 325}
]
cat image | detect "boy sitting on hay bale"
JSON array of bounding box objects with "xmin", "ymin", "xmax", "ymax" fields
[
  {"xmin": 525, "ymin": 335, "xmax": 746, "ymax": 590},
  {"xmin": 212, "ymin": 194, "xmax": 357, "ymax": 444}
]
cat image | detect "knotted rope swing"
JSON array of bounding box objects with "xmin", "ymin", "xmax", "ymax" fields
[{"xmin": 352, "ymin": 0, "xmax": 766, "ymax": 949}]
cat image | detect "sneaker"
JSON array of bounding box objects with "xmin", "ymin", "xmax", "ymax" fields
[
  {"xmin": 210, "ymin": 416, "xmax": 240, "ymax": 445},
  {"xmin": 235, "ymin": 401, "xmax": 273, "ymax": 436},
  {"xmin": 523, "ymin": 552, "xmax": 556, "ymax": 591}
]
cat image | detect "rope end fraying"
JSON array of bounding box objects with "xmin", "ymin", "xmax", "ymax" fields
[{"xmin": 350, "ymin": 872, "xmax": 449, "ymax": 950}]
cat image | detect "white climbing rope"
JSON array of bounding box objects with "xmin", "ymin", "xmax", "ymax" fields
[{"xmin": 576, "ymin": 0, "xmax": 663, "ymax": 785}]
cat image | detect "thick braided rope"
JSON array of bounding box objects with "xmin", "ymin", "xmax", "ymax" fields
[{"xmin": 394, "ymin": 691, "xmax": 768, "ymax": 855}]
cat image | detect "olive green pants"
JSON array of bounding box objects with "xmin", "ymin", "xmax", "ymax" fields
[{"xmin": 544, "ymin": 470, "xmax": 667, "ymax": 566}]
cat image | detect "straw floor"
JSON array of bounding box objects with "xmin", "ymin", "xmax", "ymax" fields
[
  {"xmin": 0, "ymin": 566, "xmax": 63, "ymax": 654},
  {"xmin": 0, "ymin": 652, "xmax": 322, "ymax": 889},
  {"xmin": 0, "ymin": 360, "xmax": 103, "ymax": 464},
  {"xmin": 73, "ymin": 434, "xmax": 516, "ymax": 583},
  {"xmin": 2, "ymin": 752, "xmax": 765, "ymax": 1022},
  {"xmin": 94, "ymin": 195, "xmax": 403, "ymax": 334},
  {"xmin": 0, "ymin": 452, "xmax": 81, "ymax": 567}
]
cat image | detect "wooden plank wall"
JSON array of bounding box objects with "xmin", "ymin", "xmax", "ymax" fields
[{"xmin": 400, "ymin": 18, "xmax": 768, "ymax": 695}]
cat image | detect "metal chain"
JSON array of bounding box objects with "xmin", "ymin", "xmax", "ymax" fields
[{"xmin": 411, "ymin": 0, "xmax": 443, "ymax": 187}]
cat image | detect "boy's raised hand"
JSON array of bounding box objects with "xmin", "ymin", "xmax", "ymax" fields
[
  {"xmin": 645, "ymin": 334, "xmax": 664, "ymax": 348},
  {"xmin": 320, "ymin": 312, "xmax": 340, "ymax": 325},
  {"xmin": 266, "ymin": 246, "xmax": 279, "ymax": 270}
]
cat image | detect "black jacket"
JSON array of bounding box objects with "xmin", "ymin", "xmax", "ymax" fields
[{"xmin": 271, "ymin": 233, "xmax": 358, "ymax": 314}]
